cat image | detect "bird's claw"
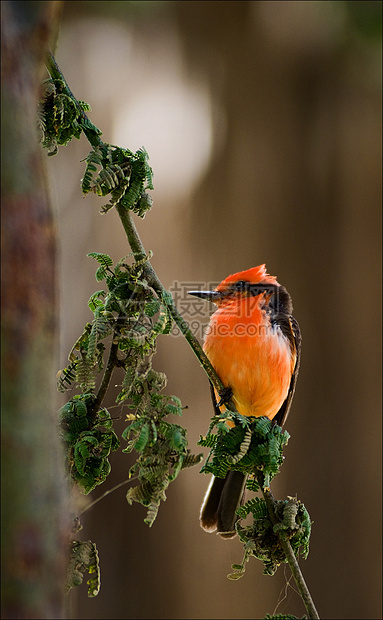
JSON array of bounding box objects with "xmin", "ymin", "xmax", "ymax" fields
[{"xmin": 217, "ymin": 387, "xmax": 233, "ymax": 408}]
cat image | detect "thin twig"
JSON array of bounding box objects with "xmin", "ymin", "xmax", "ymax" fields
[{"xmin": 78, "ymin": 476, "xmax": 138, "ymax": 516}]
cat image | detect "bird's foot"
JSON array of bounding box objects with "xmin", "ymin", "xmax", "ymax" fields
[{"xmin": 217, "ymin": 387, "xmax": 233, "ymax": 408}]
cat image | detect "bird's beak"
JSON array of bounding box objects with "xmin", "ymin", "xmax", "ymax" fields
[{"xmin": 188, "ymin": 290, "xmax": 223, "ymax": 302}]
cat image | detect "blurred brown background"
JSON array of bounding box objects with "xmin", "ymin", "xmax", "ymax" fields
[{"xmin": 48, "ymin": 2, "xmax": 382, "ymax": 618}]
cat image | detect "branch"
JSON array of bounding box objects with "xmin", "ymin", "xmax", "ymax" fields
[
  {"xmin": 91, "ymin": 340, "xmax": 119, "ymax": 415},
  {"xmin": 259, "ymin": 477, "xmax": 320, "ymax": 620},
  {"xmin": 115, "ymin": 203, "xmax": 226, "ymax": 396}
]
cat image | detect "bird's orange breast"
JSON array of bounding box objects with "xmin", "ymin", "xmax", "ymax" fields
[{"xmin": 203, "ymin": 296, "xmax": 294, "ymax": 419}]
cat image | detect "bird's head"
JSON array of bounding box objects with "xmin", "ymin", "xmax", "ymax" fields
[{"xmin": 188, "ymin": 265, "xmax": 279, "ymax": 305}]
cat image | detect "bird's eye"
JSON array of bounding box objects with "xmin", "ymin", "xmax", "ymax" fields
[{"xmin": 234, "ymin": 280, "xmax": 248, "ymax": 291}]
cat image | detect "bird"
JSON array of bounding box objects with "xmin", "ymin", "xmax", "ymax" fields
[{"xmin": 188, "ymin": 265, "xmax": 301, "ymax": 538}]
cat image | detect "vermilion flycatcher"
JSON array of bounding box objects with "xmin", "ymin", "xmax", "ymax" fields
[{"xmin": 189, "ymin": 265, "xmax": 301, "ymax": 538}]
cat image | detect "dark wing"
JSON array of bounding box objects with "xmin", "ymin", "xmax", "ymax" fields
[{"xmin": 273, "ymin": 315, "xmax": 301, "ymax": 428}]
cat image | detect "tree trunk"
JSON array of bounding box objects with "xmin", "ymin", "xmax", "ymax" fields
[{"xmin": 1, "ymin": 2, "xmax": 68, "ymax": 618}]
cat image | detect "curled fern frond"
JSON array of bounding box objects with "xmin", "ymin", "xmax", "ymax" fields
[
  {"xmin": 144, "ymin": 501, "xmax": 160, "ymax": 527},
  {"xmin": 254, "ymin": 416, "xmax": 273, "ymax": 436},
  {"xmin": 78, "ymin": 100, "xmax": 92, "ymax": 112},
  {"xmin": 273, "ymin": 497, "xmax": 299, "ymax": 532},
  {"xmin": 198, "ymin": 433, "xmax": 218, "ymax": 448},
  {"xmin": 245, "ymin": 476, "xmax": 260, "ymax": 493},
  {"xmin": 81, "ymin": 149, "xmax": 104, "ymax": 194},
  {"xmin": 66, "ymin": 540, "xmax": 100, "ymax": 597},
  {"xmin": 87, "ymin": 290, "xmax": 106, "ymax": 312},
  {"xmin": 133, "ymin": 422, "xmax": 151, "ymax": 452},
  {"xmin": 120, "ymin": 175, "xmax": 143, "ymax": 211},
  {"xmin": 126, "ymin": 479, "xmax": 158, "ymax": 506},
  {"xmin": 228, "ymin": 428, "xmax": 252, "ymax": 464},
  {"xmin": 39, "ymin": 77, "xmax": 100, "ymax": 156},
  {"xmin": 81, "ymin": 144, "xmax": 153, "ymax": 217},
  {"xmin": 87, "ymin": 316, "xmax": 114, "ymax": 363},
  {"xmin": 159, "ymin": 420, "xmax": 187, "ymax": 452},
  {"xmin": 232, "ymin": 495, "xmax": 312, "ymax": 579},
  {"xmin": 59, "ymin": 397, "xmax": 119, "ymax": 494},
  {"xmin": 87, "ymin": 252, "xmax": 113, "ymax": 282},
  {"xmin": 57, "ymin": 360, "xmax": 78, "ymax": 392},
  {"xmin": 74, "ymin": 355, "xmax": 95, "ymax": 393},
  {"xmin": 236, "ymin": 497, "xmax": 268, "ymax": 521},
  {"xmin": 181, "ymin": 451, "xmax": 204, "ymax": 469},
  {"xmin": 200, "ymin": 416, "xmax": 290, "ymax": 484}
]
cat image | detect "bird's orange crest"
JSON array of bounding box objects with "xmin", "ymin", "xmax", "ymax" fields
[{"xmin": 216, "ymin": 265, "xmax": 278, "ymax": 291}]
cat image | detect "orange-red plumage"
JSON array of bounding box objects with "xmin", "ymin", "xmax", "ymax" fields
[
  {"xmin": 189, "ymin": 265, "xmax": 301, "ymax": 537},
  {"xmin": 204, "ymin": 265, "xmax": 295, "ymax": 420}
]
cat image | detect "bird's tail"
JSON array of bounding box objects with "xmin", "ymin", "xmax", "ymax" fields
[{"xmin": 200, "ymin": 471, "xmax": 247, "ymax": 538}]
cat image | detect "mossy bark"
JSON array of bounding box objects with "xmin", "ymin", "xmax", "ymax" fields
[{"xmin": 1, "ymin": 2, "xmax": 68, "ymax": 618}]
